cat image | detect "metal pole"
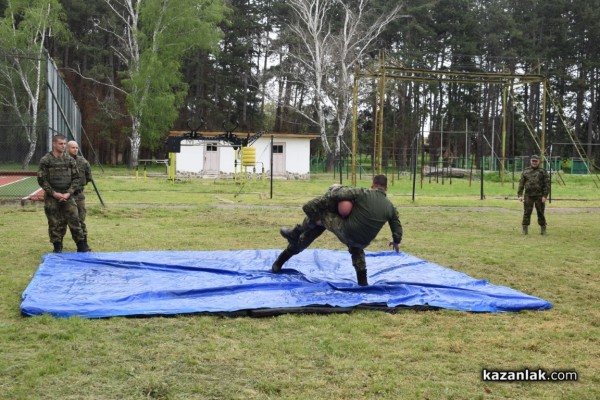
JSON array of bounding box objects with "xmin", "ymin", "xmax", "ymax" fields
[
  {"xmin": 412, "ymin": 133, "xmax": 418, "ymax": 202},
  {"xmin": 420, "ymin": 128, "xmax": 425, "ymax": 189},
  {"xmin": 351, "ymin": 75, "xmax": 359, "ymax": 185},
  {"xmin": 440, "ymin": 115, "xmax": 444, "ymax": 184},
  {"xmin": 339, "ymin": 155, "xmax": 343, "ymax": 185},
  {"xmin": 542, "ymin": 80, "xmax": 547, "ymax": 163},
  {"xmin": 501, "ymin": 86, "xmax": 508, "ymax": 183},
  {"xmin": 377, "ymin": 50, "xmax": 386, "ymax": 175},
  {"xmin": 90, "ymin": 179, "xmax": 106, "ymax": 207},
  {"xmin": 491, "ymin": 119, "xmax": 495, "ymax": 172},
  {"xmin": 480, "ymin": 131, "xmax": 485, "ymax": 200},
  {"xmin": 548, "ymin": 144, "xmax": 553, "ymax": 203},
  {"xmin": 270, "ymin": 136, "xmax": 273, "ymax": 199},
  {"xmin": 465, "ymin": 119, "xmax": 468, "ymax": 169}
]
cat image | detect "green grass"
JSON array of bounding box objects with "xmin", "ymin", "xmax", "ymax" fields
[
  {"xmin": 1, "ymin": 170, "xmax": 599, "ymax": 399},
  {"xmin": 0, "ymin": 174, "xmax": 40, "ymax": 199}
]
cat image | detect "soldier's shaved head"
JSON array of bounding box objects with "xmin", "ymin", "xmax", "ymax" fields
[{"xmin": 67, "ymin": 141, "xmax": 79, "ymax": 157}]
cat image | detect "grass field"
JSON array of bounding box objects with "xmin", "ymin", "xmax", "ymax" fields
[{"xmin": 1, "ymin": 169, "xmax": 599, "ymax": 399}]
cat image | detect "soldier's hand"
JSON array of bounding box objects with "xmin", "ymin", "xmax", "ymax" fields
[
  {"xmin": 518, "ymin": 196, "xmax": 523, "ymax": 202},
  {"xmin": 541, "ymin": 196, "xmax": 547, "ymax": 203},
  {"xmin": 389, "ymin": 241, "xmax": 400, "ymax": 253}
]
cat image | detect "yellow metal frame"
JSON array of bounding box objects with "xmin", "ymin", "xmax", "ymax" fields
[
  {"xmin": 235, "ymin": 146, "xmax": 264, "ymax": 184},
  {"xmin": 350, "ymin": 61, "xmax": 547, "ymax": 185}
]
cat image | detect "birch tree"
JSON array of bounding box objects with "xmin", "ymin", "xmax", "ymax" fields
[
  {"xmin": 285, "ymin": 0, "xmax": 405, "ymax": 157},
  {"xmin": 0, "ymin": 0, "xmax": 68, "ymax": 169},
  {"xmin": 98, "ymin": 0, "xmax": 227, "ymax": 167}
]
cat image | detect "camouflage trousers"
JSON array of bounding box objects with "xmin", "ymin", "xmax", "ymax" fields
[
  {"xmin": 522, "ymin": 195, "xmax": 547, "ymax": 226},
  {"xmin": 44, "ymin": 195, "xmax": 84, "ymax": 243},
  {"xmin": 286, "ymin": 212, "xmax": 367, "ymax": 272},
  {"xmin": 58, "ymin": 192, "xmax": 87, "ymax": 239}
]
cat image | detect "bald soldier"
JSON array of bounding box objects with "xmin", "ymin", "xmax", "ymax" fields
[
  {"xmin": 58, "ymin": 140, "xmax": 93, "ymax": 244},
  {"xmin": 37, "ymin": 135, "xmax": 90, "ymax": 253}
]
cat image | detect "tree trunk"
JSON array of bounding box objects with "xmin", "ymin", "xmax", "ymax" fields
[
  {"xmin": 23, "ymin": 137, "xmax": 37, "ymax": 170},
  {"xmin": 317, "ymin": 102, "xmax": 331, "ymax": 154},
  {"xmin": 129, "ymin": 117, "xmax": 142, "ymax": 168}
]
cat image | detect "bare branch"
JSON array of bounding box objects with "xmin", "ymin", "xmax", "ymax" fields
[
  {"xmin": 283, "ymin": 0, "xmax": 404, "ymax": 155},
  {"xmin": 61, "ymin": 66, "xmax": 128, "ymax": 96}
]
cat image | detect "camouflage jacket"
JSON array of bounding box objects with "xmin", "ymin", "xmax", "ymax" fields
[
  {"xmin": 37, "ymin": 152, "xmax": 80, "ymax": 196},
  {"xmin": 72, "ymin": 155, "xmax": 92, "ymax": 190},
  {"xmin": 303, "ymin": 186, "xmax": 403, "ymax": 247},
  {"xmin": 517, "ymin": 167, "xmax": 550, "ymax": 197}
]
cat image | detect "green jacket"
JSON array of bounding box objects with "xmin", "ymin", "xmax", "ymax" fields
[
  {"xmin": 72, "ymin": 155, "xmax": 92, "ymax": 191},
  {"xmin": 518, "ymin": 167, "xmax": 550, "ymax": 197},
  {"xmin": 37, "ymin": 152, "xmax": 80, "ymax": 196},
  {"xmin": 303, "ymin": 186, "xmax": 403, "ymax": 247}
]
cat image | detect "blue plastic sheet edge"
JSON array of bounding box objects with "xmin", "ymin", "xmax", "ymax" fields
[{"xmin": 20, "ymin": 249, "xmax": 552, "ymax": 318}]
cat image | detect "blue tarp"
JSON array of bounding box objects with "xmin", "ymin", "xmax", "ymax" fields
[{"xmin": 20, "ymin": 249, "xmax": 552, "ymax": 318}]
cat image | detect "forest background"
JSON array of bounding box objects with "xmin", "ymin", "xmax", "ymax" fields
[{"xmin": 1, "ymin": 0, "xmax": 600, "ymax": 171}]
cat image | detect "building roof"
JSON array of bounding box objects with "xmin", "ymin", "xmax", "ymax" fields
[{"xmin": 168, "ymin": 130, "xmax": 320, "ymax": 140}]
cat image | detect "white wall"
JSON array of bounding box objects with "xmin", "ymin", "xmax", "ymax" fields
[
  {"xmin": 174, "ymin": 136, "xmax": 314, "ymax": 176},
  {"xmin": 177, "ymin": 140, "xmax": 204, "ymax": 173}
]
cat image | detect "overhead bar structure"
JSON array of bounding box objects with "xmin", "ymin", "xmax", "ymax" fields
[{"xmin": 350, "ymin": 57, "xmax": 548, "ymax": 185}]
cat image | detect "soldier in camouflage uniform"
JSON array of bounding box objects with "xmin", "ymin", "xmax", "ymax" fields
[
  {"xmin": 517, "ymin": 155, "xmax": 550, "ymax": 235},
  {"xmin": 37, "ymin": 135, "xmax": 91, "ymax": 253},
  {"xmin": 272, "ymin": 175, "xmax": 403, "ymax": 286},
  {"xmin": 58, "ymin": 141, "xmax": 93, "ymax": 242}
]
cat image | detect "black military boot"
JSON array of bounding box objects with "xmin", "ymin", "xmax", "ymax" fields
[
  {"xmin": 356, "ymin": 269, "xmax": 368, "ymax": 286},
  {"xmin": 522, "ymin": 225, "xmax": 528, "ymax": 235},
  {"xmin": 349, "ymin": 247, "xmax": 368, "ymax": 286},
  {"xmin": 541, "ymin": 225, "xmax": 547, "ymax": 235},
  {"xmin": 76, "ymin": 239, "xmax": 91, "ymax": 253},
  {"xmin": 52, "ymin": 242, "xmax": 63, "ymax": 253},
  {"xmin": 280, "ymin": 217, "xmax": 319, "ymax": 244},
  {"xmin": 272, "ymin": 249, "xmax": 294, "ymax": 273},
  {"xmin": 279, "ymin": 226, "xmax": 303, "ymax": 244}
]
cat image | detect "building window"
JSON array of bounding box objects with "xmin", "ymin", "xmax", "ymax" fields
[
  {"xmin": 272, "ymin": 144, "xmax": 283, "ymax": 154},
  {"xmin": 207, "ymin": 143, "xmax": 218, "ymax": 152}
]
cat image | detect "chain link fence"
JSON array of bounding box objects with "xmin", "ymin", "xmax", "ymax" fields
[{"xmin": 0, "ymin": 113, "xmax": 48, "ymax": 201}]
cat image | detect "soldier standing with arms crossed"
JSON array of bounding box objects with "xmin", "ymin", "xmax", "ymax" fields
[
  {"xmin": 517, "ymin": 154, "xmax": 551, "ymax": 235},
  {"xmin": 37, "ymin": 135, "xmax": 91, "ymax": 253}
]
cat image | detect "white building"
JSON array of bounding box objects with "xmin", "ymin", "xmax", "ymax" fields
[{"xmin": 168, "ymin": 131, "xmax": 319, "ymax": 179}]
